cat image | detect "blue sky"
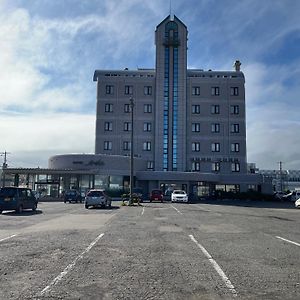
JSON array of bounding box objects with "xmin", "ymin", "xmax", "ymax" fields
[{"xmin": 1, "ymin": 0, "xmax": 300, "ymax": 170}]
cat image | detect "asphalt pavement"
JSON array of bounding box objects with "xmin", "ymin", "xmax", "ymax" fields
[{"xmin": 0, "ymin": 199, "xmax": 299, "ymax": 299}]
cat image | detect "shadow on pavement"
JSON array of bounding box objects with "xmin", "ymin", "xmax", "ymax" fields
[
  {"xmin": 189, "ymin": 198, "xmax": 296, "ymax": 209},
  {"xmin": 1, "ymin": 210, "xmax": 43, "ymax": 216}
]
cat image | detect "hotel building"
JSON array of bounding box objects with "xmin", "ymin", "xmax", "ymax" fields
[{"xmin": 2, "ymin": 15, "xmax": 270, "ymax": 197}]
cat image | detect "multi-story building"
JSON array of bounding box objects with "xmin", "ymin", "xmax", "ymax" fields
[
  {"xmin": 3, "ymin": 15, "xmax": 270, "ymax": 197},
  {"xmin": 91, "ymin": 14, "xmax": 266, "ymax": 195}
]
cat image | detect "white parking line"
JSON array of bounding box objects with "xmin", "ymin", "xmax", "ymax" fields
[
  {"xmin": 141, "ymin": 206, "xmax": 145, "ymax": 216},
  {"xmin": 40, "ymin": 233, "xmax": 105, "ymax": 296},
  {"xmin": 170, "ymin": 204, "xmax": 183, "ymax": 215},
  {"xmin": 276, "ymin": 236, "xmax": 300, "ymax": 247},
  {"xmin": 189, "ymin": 234, "xmax": 237, "ymax": 297},
  {"xmin": 0, "ymin": 234, "xmax": 18, "ymax": 242}
]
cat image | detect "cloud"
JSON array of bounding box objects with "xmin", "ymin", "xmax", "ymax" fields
[
  {"xmin": 1, "ymin": 113, "xmax": 95, "ymax": 167},
  {"xmin": 245, "ymin": 62, "xmax": 300, "ymax": 169}
]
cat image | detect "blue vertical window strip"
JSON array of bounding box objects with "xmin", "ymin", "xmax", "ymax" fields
[
  {"xmin": 163, "ymin": 46, "xmax": 169, "ymax": 171},
  {"xmin": 172, "ymin": 45, "xmax": 178, "ymax": 171}
]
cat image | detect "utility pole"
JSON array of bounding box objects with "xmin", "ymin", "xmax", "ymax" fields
[
  {"xmin": 1, "ymin": 151, "xmax": 10, "ymax": 188},
  {"xmin": 278, "ymin": 161, "xmax": 283, "ymax": 192},
  {"xmin": 129, "ymin": 98, "xmax": 134, "ymax": 205}
]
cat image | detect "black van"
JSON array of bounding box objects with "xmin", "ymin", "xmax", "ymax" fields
[{"xmin": 0, "ymin": 187, "xmax": 38, "ymax": 214}]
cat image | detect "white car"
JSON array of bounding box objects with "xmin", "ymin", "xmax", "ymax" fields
[
  {"xmin": 171, "ymin": 190, "xmax": 188, "ymax": 203},
  {"xmin": 295, "ymin": 198, "xmax": 300, "ymax": 208}
]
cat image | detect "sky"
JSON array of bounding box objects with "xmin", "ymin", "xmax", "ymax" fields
[{"xmin": 0, "ymin": 0, "xmax": 300, "ymax": 171}]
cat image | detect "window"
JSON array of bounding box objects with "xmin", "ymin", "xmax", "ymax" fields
[
  {"xmin": 105, "ymin": 103, "xmax": 113, "ymax": 112},
  {"xmin": 125, "ymin": 85, "xmax": 133, "ymax": 95},
  {"xmin": 192, "ymin": 123, "xmax": 200, "ymax": 132},
  {"xmin": 231, "ymin": 124, "xmax": 240, "ymax": 133},
  {"xmin": 123, "ymin": 141, "xmax": 131, "ymax": 151},
  {"xmin": 104, "ymin": 141, "xmax": 112, "ymax": 150},
  {"xmin": 231, "ymin": 162, "xmax": 240, "ymax": 172},
  {"xmin": 105, "ymin": 85, "xmax": 114, "ymax": 94},
  {"xmin": 144, "ymin": 86, "xmax": 152, "ymax": 95},
  {"xmin": 230, "ymin": 105, "xmax": 239, "ymax": 114},
  {"xmin": 192, "ymin": 161, "xmax": 200, "ymax": 171},
  {"xmin": 211, "ymin": 123, "xmax": 220, "ymax": 133},
  {"xmin": 147, "ymin": 161, "xmax": 154, "ymax": 170},
  {"xmin": 230, "ymin": 87, "xmax": 239, "ymax": 96},
  {"xmin": 211, "ymin": 143, "xmax": 220, "ymax": 152},
  {"xmin": 143, "ymin": 122, "xmax": 151, "ymax": 132},
  {"xmin": 104, "ymin": 122, "xmax": 112, "ymax": 131},
  {"xmin": 211, "ymin": 105, "xmax": 220, "ymax": 114},
  {"xmin": 211, "ymin": 86, "xmax": 220, "ymax": 96},
  {"xmin": 212, "ymin": 162, "xmax": 220, "ymax": 172},
  {"xmin": 124, "ymin": 104, "xmax": 131, "ymax": 113},
  {"xmin": 144, "ymin": 104, "xmax": 152, "ymax": 113},
  {"xmin": 124, "ymin": 122, "xmax": 132, "ymax": 131},
  {"xmin": 192, "ymin": 86, "xmax": 200, "ymax": 95},
  {"xmin": 143, "ymin": 142, "xmax": 151, "ymax": 151},
  {"xmin": 192, "ymin": 142, "xmax": 200, "ymax": 152},
  {"xmin": 192, "ymin": 105, "xmax": 200, "ymax": 114},
  {"xmin": 231, "ymin": 143, "xmax": 240, "ymax": 152}
]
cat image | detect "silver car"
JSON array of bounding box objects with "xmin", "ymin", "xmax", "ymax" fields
[{"xmin": 85, "ymin": 189, "xmax": 111, "ymax": 209}]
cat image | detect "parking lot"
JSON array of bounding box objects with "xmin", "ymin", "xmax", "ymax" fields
[{"xmin": 0, "ymin": 200, "xmax": 299, "ymax": 299}]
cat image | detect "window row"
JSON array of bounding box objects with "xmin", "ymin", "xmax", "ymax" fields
[
  {"xmin": 191, "ymin": 142, "xmax": 240, "ymax": 152},
  {"xmin": 104, "ymin": 103, "xmax": 240, "ymax": 115},
  {"xmin": 192, "ymin": 105, "xmax": 240, "ymax": 115},
  {"xmin": 192, "ymin": 86, "xmax": 240, "ymax": 96},
  {"xmin": 103, "ymin": 141, "xmax": 152, "ymax": 151},
  {"xmin": 105, "ymin": 85, "xmax": 240, "ymax": 97},
  {"xmin": 103, "ymin": 141, "xmax": 240, "ymax": 153},
  {"xmin": 105, "ymin": 85, "xmax": 153, "ymax": 96},
  {"xmin": 191, "ymin": 161, "xmax": 240, "ymax": 172},
  {"xmin": 104, "ymin": 103, "xmax": 152, "ymax": 113},
  {"xmin": 191, "ymin": 123, "xmax": 241, "ymax": 133},
  {"xmin": 104, "ymin": 122, "xmax": 152, "ymax": 132}
]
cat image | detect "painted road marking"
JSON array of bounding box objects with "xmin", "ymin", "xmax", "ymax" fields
[
  {"xmin": 189, "ymin": 234, "xmax": 238, "ymax": 297},
  {"xmin": 276, "ymin": 236, "xmax": 300, "ymax": 247},
  {"xmin": 171, "ymin": 204, "xmax": 183, "ymax": 215},
  {"xmin": 141, "ymin": 206, "xmax": 145, "ymax": 216},
  {"xmin": 40, "ymin": 233, "xmax": 105, "ymax": 296},
  {"xmin": 0, "ymin": 234, "xmax": 18, "ymax": 242}
]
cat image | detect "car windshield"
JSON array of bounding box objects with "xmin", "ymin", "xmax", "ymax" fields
[
  {"xmin": 152, "ymin": 190, "xmax": 161, "ymax": 195},
  {"xmin": 87, "ymin": 191, "xmax": 104, "ymax": 197},
  {"xmin": 0, "ymin": 188, "xmax": 18, "ymax": 197},
  {"xmin": 173, "ymin": 190, "xmax": 186, "ymax": 195},
  {"xmin": 66, "ymin": 191, "xmax": 77, "ymax": 195}
]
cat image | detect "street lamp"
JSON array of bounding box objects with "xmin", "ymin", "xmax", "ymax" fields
[{"xmin": 129, "ymin": 98, "xmax": 134, "ymax": 205}]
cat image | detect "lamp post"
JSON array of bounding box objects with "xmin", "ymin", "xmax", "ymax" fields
[{"xmin": 129, "ymin": 98, "xmax": 134, "ymax": 205}]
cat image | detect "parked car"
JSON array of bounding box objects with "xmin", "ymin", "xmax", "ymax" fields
[
  {"xmin": 273, "ymin": 191, "xmax": 286, "ymax": 200},
  {"xmin": 295, "ymin": 198, "xmax": 300, "ymax": 208},
  {"xmin": 150, "ymin": 190, "xmax": 164, "ymax": 202},
  {"xmin": 282, "ymin": 190, "xmax": 300, "ymax": 202},
  {"xmin": 64, "ymin": 190, "xmax": 82, "ymax": 203},
  {"xmin": 0, "ymin": 187, "xmax": 38, "ymax": 214},
  {"xmin": 85, "ymin": 189, "xmax": 111, "ymax": 209},
  {"xmin": 171, "ymin": 190, "xmax": 188, "ymax": 203},
  {"xmin": 150, "ymin": 189, "xmax": 163, "ymax": 202}
]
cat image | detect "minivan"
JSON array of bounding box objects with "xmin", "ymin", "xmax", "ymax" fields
[{"xmin": 0, "ymin": 187, "xmax": 38, "ymax": 214}]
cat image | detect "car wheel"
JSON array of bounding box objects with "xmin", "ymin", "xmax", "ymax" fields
[
  {"xmin": 108, "ymin": 202, "xmax": 112, "ymax": 209},
  {"xmin": 32, "ymin": 203, "xmax": 37, "ymax": 211},
  {"xmin": 85, "ymin": 204, "xmax": 89, "ymax": 209},
  {"xmin": 16, "ymin": 205, "xmax": 23, "ymax": 213},
  {"xmin": 64, "ymin": 200, "xmax": 66, "ymax": 203}
]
